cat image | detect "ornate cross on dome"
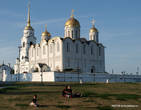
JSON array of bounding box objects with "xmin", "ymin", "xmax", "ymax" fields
[
  {"xmin": 71, "ymin": 9, "xmax": 74, "ymax": 18},
  {"xmin": 45, "ymin": 24, "xmax": 47, "ymax": 32},
  {"xmin": 92, "ymin": 19, "xmax": 96, "ymax": 27}
]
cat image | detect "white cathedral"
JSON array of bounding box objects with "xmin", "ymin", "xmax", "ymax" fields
[{"xmin": 14, "ymin": 6, "xmax": 105, "ymax": 74}]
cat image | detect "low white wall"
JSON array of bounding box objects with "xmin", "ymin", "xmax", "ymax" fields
[{"xmin": 2, "ymin": 71, "xmax": 141, "ymax": 83}]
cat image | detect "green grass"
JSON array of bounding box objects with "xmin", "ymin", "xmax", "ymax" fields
[{"xmin": 0, "ymin": 82, "xmax": 141, "ymax": 110}]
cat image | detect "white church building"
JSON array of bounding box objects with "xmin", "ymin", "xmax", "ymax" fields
[
  {"xmin": 14, "ymin": 6, "xmax": 105, "ymax": 75},
  {"xmin": 1, "ymin": 6, "xmax": 141, "ymax": 83}
]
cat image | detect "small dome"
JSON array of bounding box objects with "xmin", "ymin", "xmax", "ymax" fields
[
  {"xmin": 65, "ymin": 17, "xmax": 80, "ymax": 27},
  {"xmin": 90, "ymin": 26, "xmax": 98, "ymax": 33},
  {"xmin": 24, "ymin": 25, "xmax": 33, "ymax": 30},
  {"xmin": 42, "ymin": 25, "xmax": 51, "ymax": 37},
  {"xmin": 42, "ymin": 31, "xmax": 51, "ymax": 37}
]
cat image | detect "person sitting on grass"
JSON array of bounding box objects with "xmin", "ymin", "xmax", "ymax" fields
[
  {"xmin": 62, "ymin": 85, "xmax": 72, "ymax": 103},
  {"xmin": 29, "ymin": 94, "xmax": 39, "ymax": 107}
]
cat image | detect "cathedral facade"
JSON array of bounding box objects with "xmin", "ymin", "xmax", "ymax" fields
[{"xmin": 14, "ymin": 6, "xmax": 105, "ymax": 74}]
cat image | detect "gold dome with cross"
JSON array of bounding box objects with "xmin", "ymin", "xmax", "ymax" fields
[
  {"xmin": 65, "ymin": 9, "xmax": 80, "ymax": 27},
  {"xmin": 90, "ymin": 19, "xmax": 98, "ymax": 32}
]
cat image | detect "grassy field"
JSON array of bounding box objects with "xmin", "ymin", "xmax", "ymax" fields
[{"xmin": 0, "ymin": 82, "xmax": 141, "ymax": 110}]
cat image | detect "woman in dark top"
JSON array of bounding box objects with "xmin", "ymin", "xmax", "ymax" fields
[
  {"xmin": 62, "ymin": 85, "xmax": 72, "ymax": 101},
  {"xmin": 29, "ymin": 94, "xmax": 39, "ymax": 107}
]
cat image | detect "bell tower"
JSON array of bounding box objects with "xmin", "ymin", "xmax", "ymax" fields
[{"xmin": 20, "ymin": 4, "xmax": 36, "ymax": 62}]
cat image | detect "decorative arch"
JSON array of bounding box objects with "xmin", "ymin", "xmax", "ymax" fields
[{"xmin": 42, "ymin": 64, "xmax": 50, "ymax": 72}]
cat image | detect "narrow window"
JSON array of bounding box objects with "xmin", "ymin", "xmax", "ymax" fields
[
  {"xmin": 57, "ymin": 42, "xmax": 60, "ymax": 52},
  {"xmin": 91, "ymin": 46, "xmax": 93, "ymax": 55},
  {"xmin": 23, "ymin": 42, "xmax": 25, "ymax": 47},
  {"xmin": 67, "ymin": 43, "xmax": 69, "ymax": 52},
  {"xmin": 32, "ymin": 49, "xmax": 34, "ymax": 57},
  {"xmin": 83, "ymin": 45, "xmax": 86, "ymax": 54},
  {"xmin": 99, "ymin": 47, "xmax": 101, "ymax": 56},
  {"xmin": 43, "ymin": 46, "xmax": 46, "ymax": 55},
  {"xmin": 76, "ymin": 44, "xmax": 78, "ymax": 53},
  {"xmin": 68, "ymin": 31, "xmax": 70, "ymax": 37},
  {"xmin": 30, "ymin": 42, "xmax": 33, "ymax": 46},
  {"xmin": 50, "ymin": 44, "xmax": 52, "ymax": 53},
  {"xmin": 72, "ymin": 31, "xmax": 73, "ymax": 38},
  {"xmin": 75, "ymin": 30, "xmax": 77, "ymax": 38}
]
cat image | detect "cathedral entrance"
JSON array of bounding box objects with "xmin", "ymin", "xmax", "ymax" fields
[
  {"xmin": 91, "ymin": 66, "xmax": 95, "ymax": 73},
  {"xmin": 38, "ymin": 63, "xmax": 50, "ymax": 72}
]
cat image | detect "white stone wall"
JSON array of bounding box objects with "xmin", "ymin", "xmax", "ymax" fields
[{"xmin": 2, "ymin": 72, "xmax": 141, "ymax": 83}]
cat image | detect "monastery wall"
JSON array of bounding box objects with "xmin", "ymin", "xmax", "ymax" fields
[{"xmin": 1, "ymin": 71, "xmax": 141, "ymax": 83}]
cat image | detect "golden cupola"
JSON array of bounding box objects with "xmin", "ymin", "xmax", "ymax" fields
[
  {"xmin": 24, "ymin": 4, "xmax": 33, "ymax": 30},
  {"xmin": 89, "ymin": 19, "xmax": 98, "ymax": 33},
  {"xmin": 90, "ymin": 26, "xmax": 98, "ymax": 33},
  {"xmin": 42, "ymin": 24, "xmax": 51, "ymax": 37},
  {"xmin": 89, "ymin": 19, "xmax": 99, "ymax": 42},
  {"xmin": 65, "ymin": 10, "xmax": 80, "ymax": 27}
]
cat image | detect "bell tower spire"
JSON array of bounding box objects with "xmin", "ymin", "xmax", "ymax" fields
[
  {"xmin": 24, "ymin": 3, "xmax": 33, "ymax": 30},
  {"xmin": 27, "ymin": 3, "xmax": 31, "ymax": 27}
]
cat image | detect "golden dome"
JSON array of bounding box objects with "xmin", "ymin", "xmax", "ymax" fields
[
  {"xmin": 65, "ymin": 17, "xmax": 80, "ymax": 27},
  {"xmin": 42, "ymin": 31, "xmax": 51, "ymax": 37},
  {"xmin": 24, "ymin": 25, "xmax": 33, "ymax": 30},
  {"xmin": 90, "ymin": 26, "xmax": 98, "ymax": 33},
  {"xmin": 90, "ymin": 19, "xmax": 98, "ymax": 32},
  {"xmin": 42, "ymin": 25, "xmax": 51, "ymax": 37}
]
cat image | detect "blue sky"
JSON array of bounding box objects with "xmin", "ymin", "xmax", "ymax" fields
[{"xmin": 0, "ymin": 0, "xmax": 141, "ymax": 74}]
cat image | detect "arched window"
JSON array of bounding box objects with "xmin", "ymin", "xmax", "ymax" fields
[
  {"xmin": 67, "ymin": 42, "xmax": 70, "ymax": 52},
  {"xmin": 83, "ymin": 45, "xmax": 86, "ymax": 54},
  {"xmin": 43, "ymin": 46, "xmax": 46, "ymax": 55},
  {"xmin": 76, "ymin": 44, "xmax": 78, "ymax": 53},
  {"xmin": 91, "ymin": 66, "xmax": 95, "ymax": 73},
  {"xmin": 77, "ymin": 30, "xmax": 80, "ymax": 38},
  {"xmin": 32, "ymin": 49, "xmax": 34, "ymax": 57},
  {"xmin": 75, "ymin": 30, "xmax": 77, "ymax": 38},
  {"xmin": 99, "ymin": 46, "xmax": 101, "ymax": 56},
  {"xmin": 91, "ymin": 46, "xmax": 93, "ymax": 55},
  {"xmin": 57, "ymin": 42, "xmax": 60, "ymax": 52},
  {"xmin": 68, "ymin": 31, "xmax": 70, "ymax": 37},
  {"xmin": 23, "ymin": 42, "xmax": 25, "ymax": 47},
  {"xmin": 72, "ymin": 30, "xmax": 73, "ymax": 38}
]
